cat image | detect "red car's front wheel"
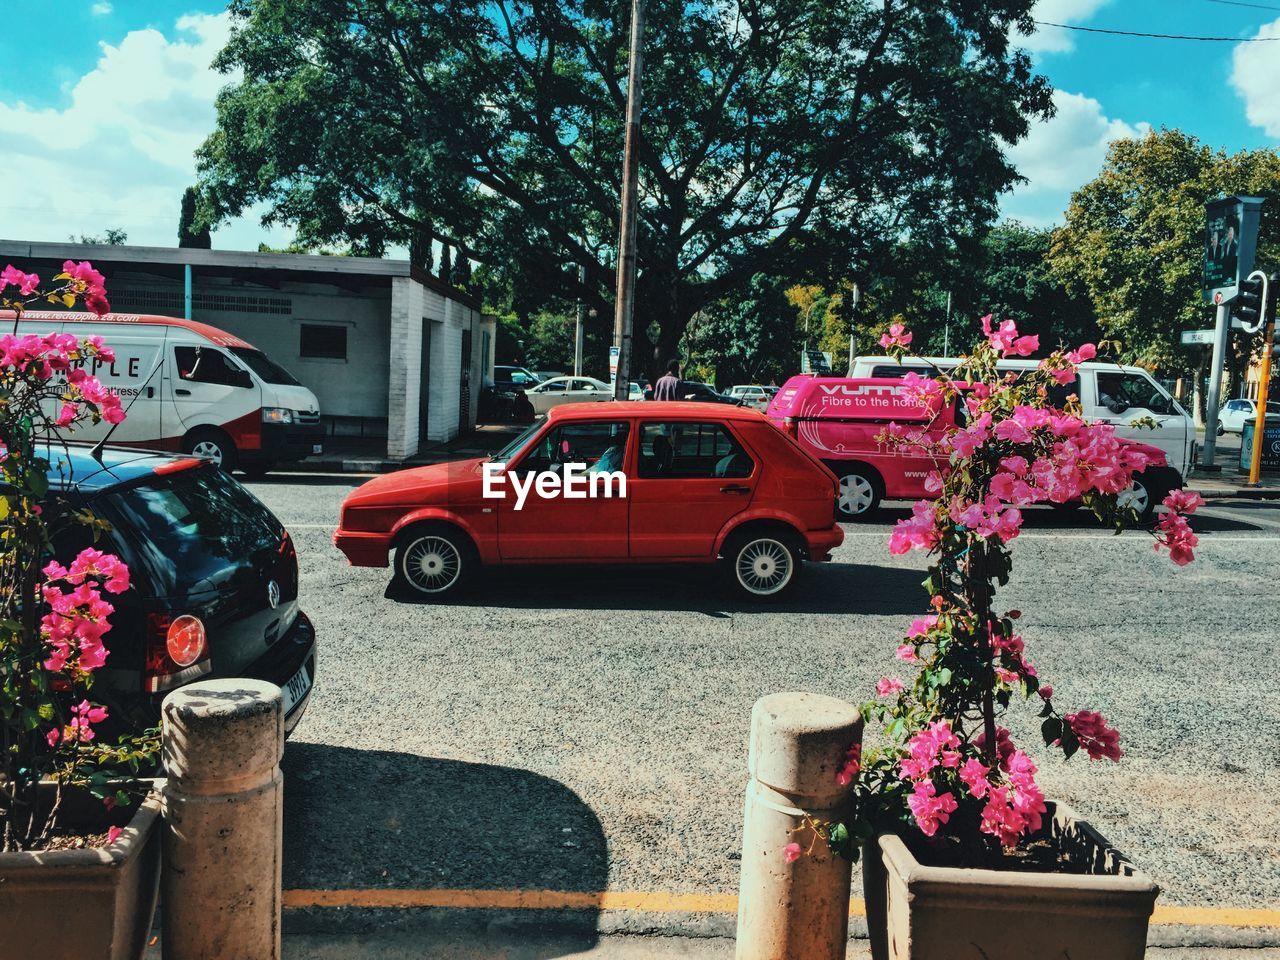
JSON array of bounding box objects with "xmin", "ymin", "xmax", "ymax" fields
[{"xmin": 395, "ymin": 525, "xmax": 478, "ymax": 598}]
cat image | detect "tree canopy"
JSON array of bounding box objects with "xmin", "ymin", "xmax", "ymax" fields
[
  {"xmin": 197, "ymin": 0, "xmax": 1052, "ymax": 376},
  {"xmin": 1048, "ymin": 129, "xmax": 1280, "ymax": 370}
]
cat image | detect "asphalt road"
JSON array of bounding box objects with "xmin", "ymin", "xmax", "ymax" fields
[{"xmin": 247, "ymin": 475, "xmax": 1280, "ymax": 934}]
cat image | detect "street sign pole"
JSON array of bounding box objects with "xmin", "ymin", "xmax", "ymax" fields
[{"xmin": 1200, "ymin": 302, "xmax": 1231, "ymax": 468}]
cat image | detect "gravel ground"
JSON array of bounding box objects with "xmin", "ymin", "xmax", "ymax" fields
[{"xmin": 247, "ymin": 475, "xmax": 1280, "ymax": 922}]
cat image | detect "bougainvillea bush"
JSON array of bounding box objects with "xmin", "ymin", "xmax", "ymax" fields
[
  {"xmin": 1, "ymin": 263, "xmax": 157, "ymax": 852},
  {"xmin": 787, "ymin": 317, "xmax": 1201, "ymax": 868}
]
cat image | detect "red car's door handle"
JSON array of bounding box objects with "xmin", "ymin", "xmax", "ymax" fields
[{"xmin": 720, "ymin": 484, "xmax": 751, "ymax": 494}]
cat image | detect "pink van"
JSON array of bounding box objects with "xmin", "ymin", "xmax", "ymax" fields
[
  {"xmin": 767, "ymin": 377, "xmax": 953, "ymax": 519},
  {"xmin": 767, "ymin": 375, "xmax": 1182, "ymax": 521}
]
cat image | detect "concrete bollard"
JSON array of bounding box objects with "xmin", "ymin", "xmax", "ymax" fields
[
  {"xmin": 161, "ymin": 679, "xmax": 285, "ymax": 960},
  {"xmin": 736, "ymin": 692, "xmax": 863, "ymax": 960}
]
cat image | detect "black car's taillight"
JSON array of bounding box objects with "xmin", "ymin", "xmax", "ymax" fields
[{"xmin": 144, "ymin": 611, "xmax": 212, "ymax": 694}]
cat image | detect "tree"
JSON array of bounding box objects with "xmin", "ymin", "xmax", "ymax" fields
[
  {"xmin": 178, "ymin": 187, "xmax": 213, "ymax": 248},
  {"xmin": 1048, "ymin": 129, "xmax": 1280, "ymax": 378},
  {"xmin": 687, "ymin": 273, "xmax": 800, "ymax": 386},
  {"xmin": 197, "ymin": 0, "xmax": 1052, "ymax": 377},
  {"xmin": 951, "ymin": 222, "xmax": 1099, "ymax": 353},
  {"xmin": 70, "ymin": 229, "xmax": 127, "ymax": 245}
]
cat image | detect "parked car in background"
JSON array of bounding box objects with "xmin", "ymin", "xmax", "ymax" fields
[
  {"xmin": 533, "ymin": 370, "xmax": 564, "ymax": 382},
  {"xmin": 768, "ymin": 376, "xmax": 1181, "ymax": 522},
  {"xmin": 492, "ymin": 365, "xmax": 543, "ymax": 392},
  {"xmin": 526, "ymin": 376, "xmax": 613, "ymax": 415},
  {"xmin": 676, "ymin": 382, "xmax": 746, "ymax": 406},
  {"xmin": 1217, "ymin": 398, "xmax": 1280, "ymax": 435},
  {"xmin": 728, "ymin": 385, "xmax": 771, "ymax": 411},
  {"xmin": 6, "ymin": 310, "xmax": 323, "ymax": 476},
  {"xmin": 849, "ymin": 355, "xmax": 1195, "ymax": 481},
  {"xmin": 46, "ymin": 445, "xmax": 316, "ymax": 735},
  {"xmin": 334, "ymin": 402, "xmax": 843, "ymax": 600}
]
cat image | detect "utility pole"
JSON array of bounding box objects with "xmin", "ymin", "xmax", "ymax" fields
[
  {"xmin": 612, "ymin": 0, "xmax": 646, "ymax": 401},
  {"xmin": 846, "ymin": 283, "xmax": 860, "ymax": 375},
  {"xmin": 943, "ymin": 291, "xmax": 952, "ymax": 357},
  {"xmin": 574, "ymin": 264, "xmax": 585, "ymax": 377}
]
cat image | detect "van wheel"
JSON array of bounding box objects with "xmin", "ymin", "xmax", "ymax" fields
[
  {"xmin": 835, "ymin": 466, "xmax": 882, "ymax": 520},
  {"xmin": 1118, "ymin": 475, "xmax": 1156, "ymax": 524},
  {"xmin": 395, "ymin": 524, "xmax": 478, "ymax": 599},
  {"xmin": 183, "ymin": 428, "xmax": 237, "ymax": 472},
  {"xmin": 722, "ymin": 529, "xmax": 801, "ymax": 601}
]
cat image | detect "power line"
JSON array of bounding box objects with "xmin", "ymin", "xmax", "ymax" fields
[
  {"xmin": 1034, "ymin": 20, "xmax": 1280, "ymax": 40},
  {"xmin": 1202, "ymin": 0, "xmax": 1280, "ymax": 12}
]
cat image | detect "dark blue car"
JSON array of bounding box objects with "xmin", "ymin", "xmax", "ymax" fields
[{"xmin": 45, "ymin": 445, "xmax": 316, "ymax": 735}]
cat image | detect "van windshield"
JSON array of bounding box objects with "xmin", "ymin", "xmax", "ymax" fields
[{"xmin": 231, "ymin": 347, "xmax": 301, "ymax": 386}]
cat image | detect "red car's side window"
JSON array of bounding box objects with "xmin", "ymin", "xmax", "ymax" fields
[{"xmin": 636, "ymin": 422, "xmax": 754, "ymax": 479}]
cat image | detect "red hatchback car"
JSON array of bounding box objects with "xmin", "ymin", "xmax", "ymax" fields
[{"xmin": 334, "ymin": 402, "xmax": 844, "ymax": 599}]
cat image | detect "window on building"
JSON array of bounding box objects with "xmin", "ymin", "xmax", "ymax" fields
[{"xmin": 300, "ymin": 323, "xmax": 348, "ymax": 360}]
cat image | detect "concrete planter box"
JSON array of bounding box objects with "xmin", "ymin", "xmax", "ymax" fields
[
  {"xmin": 0, "ymin": 782, "xmax": 162, "ymax": 960},
  {"xmin": 863, "ymin": 801, "xmax": 1158, "ymax": 960}
]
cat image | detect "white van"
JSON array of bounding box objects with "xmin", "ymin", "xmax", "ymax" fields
[
  {"xmin": 848, "ymin": 355, "xmax": 1196, "ymax": 479},
  {"xmin": 9, "ymin": 311, "xmax": 323, "ymax": 475}
]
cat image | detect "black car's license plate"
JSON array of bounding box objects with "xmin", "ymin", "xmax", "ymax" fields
[{"xmin": 282, "ymin": 662, "xmax": 312, "ymax": 714}]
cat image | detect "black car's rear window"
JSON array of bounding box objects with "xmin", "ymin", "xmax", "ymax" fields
[{"xmin": 107, "ymin": 467, "xmax": 282, "ymax": 597}]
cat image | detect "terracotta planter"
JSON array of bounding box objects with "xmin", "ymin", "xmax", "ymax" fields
[
  {"xmin": 863, "ymin": 801, "xmax": 1158, "ymax": 960},
  {"xmin": 0, "ymin": 782, "xmax": 162, "ymax": 960}
]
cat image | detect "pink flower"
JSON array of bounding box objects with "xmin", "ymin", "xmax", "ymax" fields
[
  {"xmin": 1, "ymin": 264, "xmax": 41, "ymax": 295},
  {"xmin": 1008, "ymin": 334, "xmax": 1039, "ymax": 357},
  {"xmin": 879, "ymin": 322, "xmax": 913, "ymax": 350},
  {"xmin": 889, "ymin": 500, "xmax": 941, "ymax": 555},
  {"xmin": 1064, "ymin": 710, "xmax": 1122, "ymax": 761},
  {"xmin": 783, "ymin": 842, "xmax": 802, "ymax": 863},
  {"xmin": 959, "ymin": 758, "xmax": 990, "ymax": 799},
  {"xmin": 835, "ymin": 743, "xmax": 862, "ymax": 786},
  {"xmin": 907, "ymin": 615, "xmax": 937, "ymax": 638},
  {"xmin": 1163, "ymin": 489, "xmax": 1204, "ymax": 516},
  {"xmin": 906, "ymin": 780, "xmax": 958, "ymax": 838},
  {"xmin": 896, "ymin": 643, "xmax": 920, "ymax": 664},
  {"xmin": 46, "ymin": 727, "xmax": 61, "ymax": 748},
  {"xmin": 105, "ymin": 825, "xmax": 124, "ymax": 846},
  {"xmin": 1038, "ymin": 685, "xmax": 1053, "ymax": 700},
  {"xmin": 1067, "ymin": 343, "xmax": 1097, "ymax": 364},
  {"xmin": 876, "ymin": 677, "xmax": 904, "ymax": 698},
  {"xmin": 1154, "ymin": 511, "xmax": 1198, "ymax": 566}
]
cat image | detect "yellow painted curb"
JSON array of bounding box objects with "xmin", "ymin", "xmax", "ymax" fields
[{"xmin": 282, "ymin": 889, "xmax": 1280, "ymax": 927}]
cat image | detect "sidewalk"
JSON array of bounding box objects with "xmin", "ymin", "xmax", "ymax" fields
[{"xmin": 291, "ymin": 423, "xmax": 524, "ymax": 473}]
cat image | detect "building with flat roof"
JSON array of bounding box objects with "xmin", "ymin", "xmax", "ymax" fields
[{"xmin": 0, "ymin": 239, "xmax": 495, "ymax": 460}]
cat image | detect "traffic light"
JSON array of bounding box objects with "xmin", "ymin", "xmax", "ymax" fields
[{"xmin": 1232, "ymin": 274, "xmax": 1265, "ymax": 329}]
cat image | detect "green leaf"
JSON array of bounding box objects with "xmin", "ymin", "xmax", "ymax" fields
[{"xmin": 1041, "ymin": 716, "xmax": 1063, "ymax": 745}]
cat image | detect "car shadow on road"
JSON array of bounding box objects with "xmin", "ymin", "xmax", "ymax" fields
[
  {"xmin": 280, "ymin": 741, "xmax": 608, "ymax": 949},
  {"xmin": 385, "ymin": 560, "xmax": 927, "ymax": 616}
]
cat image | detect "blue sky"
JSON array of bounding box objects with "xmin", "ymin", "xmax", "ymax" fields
[{"xmin": 1, "ymin": 0, "xmax": 1279, "ymax": 249}]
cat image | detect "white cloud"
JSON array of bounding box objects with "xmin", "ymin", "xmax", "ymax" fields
[
  {"xmin": 91, "ymin": 2, "xmax": 113, "ymax": 16},
  {"xmin": 0, "ymin": 13, "xmax": 293, "ymax": 251},
  {"xmin": 1002, "ymin": 90, "xmax": 1150, "ymax": 225},
  {"xmin": 1012, "ymin": 0, "xmax": 1112, "ymax": 54},
  {"xmin": 1231, "ymin": 17, "xmax": 1280, "ymax": 138}
]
